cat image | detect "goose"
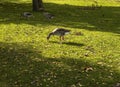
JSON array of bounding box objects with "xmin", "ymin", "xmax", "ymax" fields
[
  {"xmin": 22, "ymin": 12, "xmax": 33, "ymax": 19},
  {"xmin": 47, "ymin": 28, "xmax": 70, "ymax": 42},
  {"xmin": 43, "ymin": 12, "xmax": 54, "ymax": 20}
]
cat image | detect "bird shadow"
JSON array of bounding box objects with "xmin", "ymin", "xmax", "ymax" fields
[
  {"xmin": 49, "ymin": 41, "xmax": 84, "ymax": 47},
  {"xmin": 64, "ymin": 42, "xmax": 84, "ymax": 47}
]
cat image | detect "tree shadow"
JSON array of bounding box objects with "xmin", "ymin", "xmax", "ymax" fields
[
  {"xmin": 0, "ymin": 2, "xmax": 120, "ymax": 34},
  {"xmin": 0, "ymin": 42, "xmax": 120, "ymax": 87},
  {"xmin": 0, "ymin": 1, "xmax": 120, "ymax": 87},
  {"xmin": 44, "ymin": 3, "xmax": 120, "ymax": 34}
]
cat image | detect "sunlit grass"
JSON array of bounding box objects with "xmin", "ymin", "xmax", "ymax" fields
[
  {"xmin": 0, "ymin": 0, "xmax": 120, "ymax": 87},
  {"xmin": 44, "ymin": 0, "xmax": 120, "ymax": 6}
]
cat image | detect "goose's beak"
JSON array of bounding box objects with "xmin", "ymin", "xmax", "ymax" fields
[{"xmin": 47, "ymin": 37, "xmax": 49, "ymax": 40}]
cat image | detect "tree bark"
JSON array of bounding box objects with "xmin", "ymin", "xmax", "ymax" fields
[{"xmin": 32, "ymin": 0, "xmax": 44, "ymax": 11}]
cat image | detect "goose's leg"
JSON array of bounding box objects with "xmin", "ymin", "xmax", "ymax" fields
[
  {"xmin": 62, "ymin": 36, "xmax": 64, "ymax": 40},
  {"xmin": 60, "ymin": 36, "xmax": 62, "ymax": 44},
  {"xmin": 60, "ymin": 36, "xmax": 62, "ymax": 41}
]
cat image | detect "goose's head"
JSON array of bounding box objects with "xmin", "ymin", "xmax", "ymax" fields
[{"xmin": 47, "ymin": 32, "xmax": 53, "ymax": 40}]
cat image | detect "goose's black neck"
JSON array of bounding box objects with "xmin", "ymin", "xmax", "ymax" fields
[{"xmin": 47, "ymin": 32, "xmax": 53, "ymax": 40}]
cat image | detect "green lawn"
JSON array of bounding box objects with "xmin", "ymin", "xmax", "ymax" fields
[{"xmin": 0, "ymin": 0, "xmax": 120, "ymax": 87}]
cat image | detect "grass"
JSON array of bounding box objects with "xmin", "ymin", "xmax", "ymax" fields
[{"xmin": 0, "ymin": 0, "xmax": 120, "ymax": 87}]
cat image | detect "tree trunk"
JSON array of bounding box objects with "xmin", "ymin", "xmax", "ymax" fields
[{"xmin": 32, "ymin": 0, "xmax": 44, "ymax": 11}]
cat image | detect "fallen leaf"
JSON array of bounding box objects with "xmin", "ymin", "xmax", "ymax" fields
[{"xmin": 84, "ymin": 67, "xmax": 94, "ymax": 72}]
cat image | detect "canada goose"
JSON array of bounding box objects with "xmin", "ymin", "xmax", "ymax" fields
[
  {"xmin": 43, "ymin": 12, "xmax": 54, "ymax": 20},
  {"xmin": 47, "ymin": 28, "xmax": 70, "ymax": 42}
]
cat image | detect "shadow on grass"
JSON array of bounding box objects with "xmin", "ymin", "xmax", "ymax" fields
[
  {"xmin": 64, "ymin": 42, "xmax": 84, "ymax": 47},
  {"xmin": 49, "ymin": 41, "xmax": 85, "ymax": 47},
  {"xmin": 0, "ymin": 2, "xmax": 120, "ymax": 34},
  {"xmin": 0, "ymin": 42, "xmax": 120, "ymax": 87}
]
